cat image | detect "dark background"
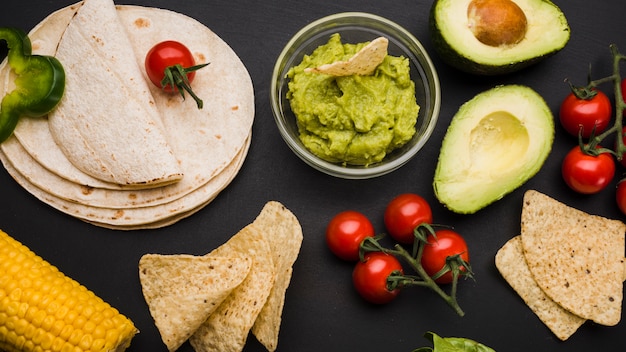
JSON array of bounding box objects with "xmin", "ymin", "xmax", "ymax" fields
[{"xmin": 1, "ymin": 0, "xmax": 625, "ymax": 351}]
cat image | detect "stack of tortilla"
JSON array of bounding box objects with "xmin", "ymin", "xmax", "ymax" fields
[
  {"xmin": 496, "ymin": 190, "xmax": 626, "ymax": 340},
  {"xmin": 139, "ymin": 201, "xmax": 303, "ymax": 352},
  {"xmin": 0, "ymin": 0, "xmax": 254, "ymax": 230}
]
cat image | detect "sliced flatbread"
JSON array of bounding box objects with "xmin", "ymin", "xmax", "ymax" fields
[
  {"xmin": 305, "ymin": 36, "xmax": 388, "ymax": 76},
  {"xmin": 496, "ymin": 236, "xmax": 586, "ymax": 340},
  {"xmin": 48, "ymin": 0, "xmax": 183, "ymax": 187},
  {"xmin": 138, "ymin": 254, "xmax": 252, "ymax": 351},
  {"xmin": 520, "ymin": 190, "xmax": 626, "ymax": 326},
  {"xmin": 251, "ymin": 202, "xmax": 303, "ymax": 351},
  {"xmin": 190, "ymin": 223, "xmax": 275, "ymax": 352}
]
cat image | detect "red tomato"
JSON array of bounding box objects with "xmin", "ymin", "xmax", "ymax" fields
[
  {"xmin": 352, "ymin": 252, "xmax": 403, "ymax": 304},
  {"xmin": 145, "ymin": 41, "xmax": 197, "ymax": 93},
  {"xmin": 559, "ymin": 89, "xmax": 612, "ymax": 138},
  {"xmin": 617, "ymin": 180, "xmax": 626, "ymax": 216},
  {"xmin": 326, "ymin": 211, "xmax": 374, "ymax": 261},
  {"xmin": 562, "ymin": 146, "xmax": 615, "ymax": 194},
  {"xmin": 421, "ymin": 229, "xmax": 469, "ymax": 284},
  {"xmin": 384, "ymin": 193, "xmax": 433, "ymax": 244}
]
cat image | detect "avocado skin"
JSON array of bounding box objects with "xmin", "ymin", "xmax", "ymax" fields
[{"xmin": 428, "ymin": 0, "xmax": 570, "ymax": 76}]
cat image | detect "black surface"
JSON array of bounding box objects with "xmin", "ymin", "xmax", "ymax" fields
[{"xmin": 1, "ymin": 1, "xmax": 625, "ymax": 351}]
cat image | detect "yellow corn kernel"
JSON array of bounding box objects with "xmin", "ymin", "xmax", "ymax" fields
[{"xmin": 0, "ymin": 230, "xmax": 137, "ymax": 352}]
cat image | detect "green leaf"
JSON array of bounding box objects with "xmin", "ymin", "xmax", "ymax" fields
[{"xmin": 413, "ymin": 332, "xmax": 496, "ymax": 352}]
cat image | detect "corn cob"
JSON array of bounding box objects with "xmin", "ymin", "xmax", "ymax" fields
[{"xmin": 0, "ymin": 229, "xmax": 137, "ymax": 352}]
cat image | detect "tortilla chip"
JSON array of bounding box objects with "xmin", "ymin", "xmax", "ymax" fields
[
  {"xmin": 251, "ymin": 202, "xmax": 303, "ymax": 351},
  {"xmin": 520, "ymin": 190, "xmax": 626, "ymax": 326},
  {"xmin": 190, "ymin": 223, "xmax": 275, "ymax": 352},
  {"xmin": 496, "ymin": 236, "xmax": 586, "ymax": 340},
  {"xmin": 305, "ymin": 36, "xmax": 388, "ymax": 76},
  {"xmin": 138, "ymin": 254, "xmax": 251, "ymax": 351}
]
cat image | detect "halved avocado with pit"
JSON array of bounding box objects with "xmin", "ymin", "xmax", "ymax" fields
[
  {"xmin": 433, "ymin": 85, "xmax": 554, "ymax": 214},
  {"xmin": 429, "ymin": 0, "xmax": 570, "ymax": 75}
]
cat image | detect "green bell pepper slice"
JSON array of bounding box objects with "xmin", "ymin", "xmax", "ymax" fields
[{"xmin": 0, "ymin": 27, "xmax": 65, "ymax": 142}]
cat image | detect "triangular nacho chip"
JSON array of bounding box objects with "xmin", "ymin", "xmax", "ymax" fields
[
  {"xmin": 138, "ymin": 254, "xmax": 251, "ymax": 351},
  {"xmin": 305, "ymin": 36, "xmax": 388, "ymax": 76},
  {"xmin": 190, "ymin": 223, "xmax": 275, "ymax": 352},
  {"xmin": 496, "ymin": 236, "xmax": 586, "ymax": 340},
  {"xmin": 251, "ymin": 202, "xmax": 303, "ymax": 351},
  {"xmin": 520, "ymin": 190, "xmax": 626, "ymax": 326}
]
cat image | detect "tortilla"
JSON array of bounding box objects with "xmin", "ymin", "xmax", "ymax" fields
[
  {"xmin": 520, "ymin": 190, "xmax": 626, "ymax": 326},
  {"xmin": 0, "ymin": 135, "xmax": 249, "ymax": 229},
  {"xmin": 495, "ymin": 236, "xmax": 586, "ymax": 340},
  {"xmin": 49, "ymin": 0, "xmax": 184, "ymax": 187},
  {"xmin": 250, "ymin": 202, "xmax": 303, "ymax": 351},
  {"xmin": 0, "ymin": 0, "xmax": 255, "ymax": 229},
  {"xmin": 138, "ymin": 254, "xmax": 252, "ymax": 351},
  {"xmin": 0, "ymin": 133, "xmax": 248, "ymax": 210},
  {"xmin": 190, "ymin": 223, "xmax": 275, "ymax": 352},
  {"xmin": 305, "ymin": 36, "xmax": 388, "ymax": 76}
]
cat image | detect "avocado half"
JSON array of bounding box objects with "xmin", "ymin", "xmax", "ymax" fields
[
  {"xmin": 433, "ymin": 85, "xmax": 554, "ymax": 214},
  {"xmin": 429, "ymin": 0, "xmax": 570, "ymax": 75}
]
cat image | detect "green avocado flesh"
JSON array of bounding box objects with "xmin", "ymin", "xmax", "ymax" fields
[
  {"xmin": 433, "ymin": 85, "xmax": 554, "ymax": 214},
  {"xmin": 429, "ymin": 0, "xmax": 570, "ymax": 75}
]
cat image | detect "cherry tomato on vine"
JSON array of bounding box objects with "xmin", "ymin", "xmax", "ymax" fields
[
  {"xmin": 616, "ymin": 180, "xmax": 626, "ymax": 216},
  {"xmin": 559, "ymin": 89, "xmax": 612, "ymax": 138},
  {"xmin": 145, "ymin": 41, "xmax": 197, "ymax": 92},
  {"xmin": 561, "ymin": 146, "xmax": 615, "ymax": 194},
  {"xmin": 145, "ymin": 41, "xmax": 208, "ymax": 108},
  {"xmin": 352, "ymin": 252, "xmax": 403, "ymax": 304},
  {"xmin": 421, "ymin": 229, "xmax": 469, "ymax": 284},
  {"xmin": 384, "ymin": 193, "xmax": 433, "ymax": 244},
  {"xmin": 326, "ymin": 210, "xmax": 374, "ymax": 261}
]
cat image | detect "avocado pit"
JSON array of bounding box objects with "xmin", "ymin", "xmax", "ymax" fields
[{"xmin": 467, "ymin": 0, "xmax": 528, "ymax": 47}]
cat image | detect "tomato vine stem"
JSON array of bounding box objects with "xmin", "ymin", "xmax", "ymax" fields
[
  {"xmin": 360, "ymin": 224, "xmax": 473, "ymax": 317},
  {"xmin": 577, "ymin": 44, "xmax": 626, "ymax": 160}
]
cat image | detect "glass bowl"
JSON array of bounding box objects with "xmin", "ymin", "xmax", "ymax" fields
[{"xmin": 270, "ymin": 12, "xmax": 441, "ymax": 179}]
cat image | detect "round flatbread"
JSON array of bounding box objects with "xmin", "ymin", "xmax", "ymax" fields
[
  {"xmin": 49, "ymin": 0, "xmax": 184, "ymax": 187},
  {"xmin": 0, "ymin": 0, "xmax": 255, "ymax": 229},
  {"xmin": 0, "ymin": 135, "xmax": 249, "ymax": 229}
]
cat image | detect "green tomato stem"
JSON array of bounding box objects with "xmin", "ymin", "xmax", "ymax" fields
[
  {"xmin": 361, "ymin": 227, "xmax": 468, "ymax": 317},
  {"xmin": 579, "ymin": 44, "xmax": 626, "ymax": 162},
  {"xmin": 391, "ymin": 244, "xmax": 466, "ymax": 317},
  {"xmin": 161, "ymin": 63, "xmax": 209, "ymax": 109}
]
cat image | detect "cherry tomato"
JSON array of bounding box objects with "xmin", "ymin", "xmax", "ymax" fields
[
  {"xmin": 145, "ymin": 41, "xmax": 197, "ymax": 93},
  {"xmin": 352, "ymin": 252, "xmax": 403, "ymax": 304},
  {"xmin": 559, "ymin": 89, "xmax": 612, "ymax": 138},
  {"xmin": 421, "ymin": 229, "xmax": 469, "ymax": 284},
  {"xmin": 617, "ymin": 180, "xmax": 626, "ymax": 216},
  {"xmin": 384, "ymin": 193, "xmax": 433, "ymax": 244},
  {"xmin": 561, "ymin": 146, "xmax": 615, "ymax": 194},
  {"xmin": 326, "ymin": 211, "xmax": 374, "ymax": 261}
]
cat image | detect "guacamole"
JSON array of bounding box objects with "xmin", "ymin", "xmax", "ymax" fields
[{"xmin": 286, "ymin": 33, "xmax": 420, "ymax": 166}]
